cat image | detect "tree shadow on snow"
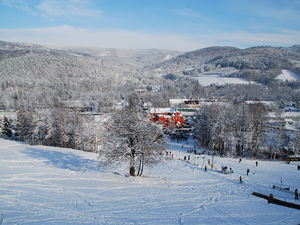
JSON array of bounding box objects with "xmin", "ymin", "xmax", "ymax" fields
[{"xmin": 22, "ymin": 148, "xmax": 104, "ymax": 172}]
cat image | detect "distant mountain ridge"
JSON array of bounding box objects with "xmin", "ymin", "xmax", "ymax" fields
[
  {"xmin": 0, "ymin": 40, "xmax": 300, "ymax": 110},
  {"xmin": 151, "ymin": 45, "xmax": 300, "ymax": 84}
]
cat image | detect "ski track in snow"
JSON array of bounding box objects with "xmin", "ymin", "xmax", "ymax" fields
[{"xmin": 0, "ymin": 138, "xmax": 300, "ymax": 225}]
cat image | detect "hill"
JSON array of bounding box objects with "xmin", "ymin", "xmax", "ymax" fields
[
  {"xmin": 0, "ymin": 138, "xmax": 299, "ymax": 224},
  {"xmin": 151, "ymin": 45, "xmax": 300, "ymax": 85},
  {"xmin": 0, "ymin": 41, "xmax": 180, "ymax": 110},
  {"xmin": 1, "ymin": 40, "xmax": 300, "ymax": 110}
]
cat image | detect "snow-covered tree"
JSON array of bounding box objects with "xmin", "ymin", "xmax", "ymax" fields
[
  {"xmin": 101, "ymin": 105, "xmax": 166, "ymax": 176},
  {"xmin": 268, "ymin": 107, "xmax": 286, "ymax": 159},
  {"xmin": 248, "ymin": 103, "xmax": 268, "ymax": 158},
  {"xmin": 0, "ymin": 116, "xmax": 13, "ymax": 138},
  {"xmin": 291, "ymin": 123, "xmax": 300, "ymax": 155},
  {"xmin": 15, "ymin": 110, "xmax": 34, "ymax": 144}
]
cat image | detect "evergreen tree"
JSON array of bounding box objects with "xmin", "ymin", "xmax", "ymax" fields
[
  {"xmin": 15, "ymin": 110, "xmax": 34, "ymax": 144},
  {"xmin": 1, "ymin": 116, "xmax": 13, "ymax": 138}
]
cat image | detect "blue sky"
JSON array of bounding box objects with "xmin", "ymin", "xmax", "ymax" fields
[{"xmin": 0, "ymin": 0, "xmax": 300, "ymax": 51}]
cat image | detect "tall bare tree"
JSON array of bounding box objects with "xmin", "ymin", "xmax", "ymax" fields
[{"xmin": 101, "ymin": 105, "xmax": 166, "ymax": 176}]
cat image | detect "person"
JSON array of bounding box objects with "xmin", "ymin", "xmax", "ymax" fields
[
  {"xmin": 188, "ymin": 155, "xmax": 190, "ymax": 161},
  {"xmin": 239, "ymin": 176, "xmax": 243, "ymax": 183},
  {"xmin": 184, "ymin": 156, "xmax": 186, "ymax": 161},
  {"xmin": 256, "ymin": 161, "xmax": 258, "ymax": 167},
  {"xmin": 247, "ymin": 168, "xmax": 250, "ymax": 176},
  {"xmin": 208, "ymin": 159, "xmax": 211, "ymax": 165},
  {"xmin": 239, "ymin": 158, "xmax": 242, "ymax": 163},
  {"xmin": 297, "ymin": 165, "xmax": 300, "ymax": 171},
  {"xmin": 229, "ymin": 168, "xmax": 233, "ymax": 173},
  {"xmin": 295, "ymin": 189, "xmax": 299, "ymax": 200},
  {"xmin": 204, "ymin": 165, "xmax": 207, "ymax": 172}
]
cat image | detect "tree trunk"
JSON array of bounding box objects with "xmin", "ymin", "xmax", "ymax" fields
[
  {"xmin": 129, "ymin": 148, "xmax": 135, "ymax": 176},
  {"xmin": 137, "ymin": 159, "xmax": 142, "ymax": 176},
  {"xmin": 129, "ymin": 166, "xmax": 135, "ymax": 176}
]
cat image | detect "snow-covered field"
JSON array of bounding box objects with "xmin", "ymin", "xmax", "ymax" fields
[
  {"xmin": 0, "ymin": 138, "xmax": 300, "ymax": 225},
  {"xmin": 276, "ymin": 70, "xmax": 300, "ymax": 81},
  {"xmin": 195, "ymin": 74, "xmax": 254, "ymax": 86}
]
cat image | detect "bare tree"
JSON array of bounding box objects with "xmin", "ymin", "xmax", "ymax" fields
[
  {"xmin": 101, "ymin": 105, "xmax": 166, "ymax": 176},
  {"xmin": 248, "ymin": 103, "xmax": 268, "ymax": 158},
  {"xmin": 291, "ymin": 123, "xmax": 300, "ymax": 155}
]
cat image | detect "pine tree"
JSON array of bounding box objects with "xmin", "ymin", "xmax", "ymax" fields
[
  {"xmin": 15, "ymin": 110, "xmax": 34, "ymax": 144},
  {"xmin": 1, "ymin": 116, "xmax": 13, "ymax": 138}
]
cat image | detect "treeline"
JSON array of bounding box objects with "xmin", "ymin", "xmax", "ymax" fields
[
  {"xmin": 0, "ymin": 104, "xmax": 98, "ymax": 152},
  {"xmin": 192, "ymin": 102, "xmax": 300, "ymax": 159}
]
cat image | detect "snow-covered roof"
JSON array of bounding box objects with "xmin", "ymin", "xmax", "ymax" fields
[
  {"xmin": 149, "ymin": 108, "xmax": 175, "ymax": 113},
  {"xmin": 169, "ymin": 99, "xmax": 188, "ymax": 106}
]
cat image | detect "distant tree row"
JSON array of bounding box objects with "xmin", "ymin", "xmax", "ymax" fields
[
  {"xmin": 192, "ymin": 102, "xmax": 300, "ymax": 159},
  {"xmin": 0, "ymin": 104, "xmax": 96, "ymax": 152}
]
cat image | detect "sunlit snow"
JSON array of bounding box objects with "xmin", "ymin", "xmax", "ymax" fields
[
  {"xmin": 0, "ymin": 138, "xmax": 299, "ymax": 224},
  {"xmin": 276, "ymin": 70, "xmax": 300, "ymax": 81}
]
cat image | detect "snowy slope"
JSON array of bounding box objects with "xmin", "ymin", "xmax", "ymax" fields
[
  {"xmin": 196, "ymin": 74, "xmax": 254, "ymax": 86},
  {"xmin": 276, "ymin": 69, "xmax": 300, "ymax": 81},
  {"xmin": 0, "ymin": 139, "xmax": 299, "ymax": 225}
]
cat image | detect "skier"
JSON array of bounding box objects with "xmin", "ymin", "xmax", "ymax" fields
[
  {"xmin": 247, "ymin": 168, "xmax": 250, "ymax": 176},
  {"xmin": 204, "ymin": 165, "xmax": 207, "ymax": 172},
  {"xmin": 256, "ymin": 161, "xmax": 258, "ymax": 167},
  {"xmin": 184, "ymin": 156, "xmax": 186, "ymax": 161},
  {"xmin": 297, "ymin": 165, "xmax": 300, "ymax": 171},
  {"xmin": 208, "ymin": 159, "xmax": 211, "ymax": 165},
  {"xmin": 188, "ymin": 155, "xmax": 190, "ymax": 161},
  {"xmin": 239, "ymin": 176, "xmax": 243, "ymax": 183},
  {"xmin": 295, "ymin": 189, "xmax": 299, "ymax": 200},
  {"xmin": 239, "ymin": 158, "xmax": 242, "ymax": 163}
]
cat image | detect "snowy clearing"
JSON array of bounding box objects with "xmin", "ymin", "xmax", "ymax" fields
[
  {"xmin": 195, "ymin": 74, "xmax": 254, "ymax": 86},
  {"xmin": 276, "ymin": 70, "xmax": 300, "ymax": 82},
  {"xmin": 0, "ymin": 138, "xmax": 299, "ymax": 225}
]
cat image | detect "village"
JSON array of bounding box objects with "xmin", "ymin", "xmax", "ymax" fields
[{"xmin": 2, "ymin": 96, "xmax": 300, "ymax": 162}]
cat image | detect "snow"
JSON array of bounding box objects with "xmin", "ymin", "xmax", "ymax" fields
[
  {"xmin": 0, "ymin": 138, "xmax": 300, "ymax": 225},
  {"xmin": 163, "ymin": 55, "xmax": 173, "ymax": 60},
  {"xmin": 276, "ymin": 70, "xmax": 300, "ymax": 82},
  {"xmin": 0, "ymin": 111, "xmax": 17, "ymax": 120},
  {"xmin": 195, "ymin": 74, "xmax": 255, "ymax": 86},
  {"xmin": 283, "ymin": 111, "xmax": 300, "ymax": 118},
  {"xmin": 245, "ymin": 100, "xmax": 275, "ymax": 106}
]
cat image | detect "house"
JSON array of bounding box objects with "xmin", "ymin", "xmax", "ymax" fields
[{"xmin": 149, "ymin": 108, "xmax": 185, "ymax": 128}]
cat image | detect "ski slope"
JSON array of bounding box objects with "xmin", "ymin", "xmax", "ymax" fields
[{"xmin": 0, "ymin": 138, "xmax": 299, "ymax": 225}]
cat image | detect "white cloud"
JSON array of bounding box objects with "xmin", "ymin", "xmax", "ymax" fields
[
  {"xmin": 173, "ymin": 8, "xmax": 203, "ymax": 18},
  {"xmin": 36, "ymin": 0, "xmax": 101, "ymax": 17},
  {"xmin": 0, "ymin": 0, "xmax": 101, "ymax": 18},
  {"xmin": 0, "ymin": 0, "xmax": 35, "ymax": 13},
  {"xmin": 0, "ymin": 26, "xmax": 299, "ymax": 51}
]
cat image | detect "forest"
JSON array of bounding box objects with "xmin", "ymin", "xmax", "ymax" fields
[{"xmin": 1, "ymin": 41, "xmax": 300, "ymax": 163}]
